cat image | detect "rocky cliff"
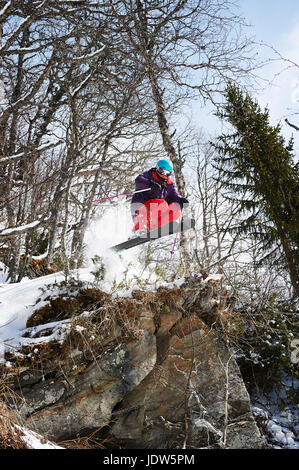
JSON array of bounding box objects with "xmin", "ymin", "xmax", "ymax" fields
[{"xmin": 1, "ymin": 276, "xmax": 266, "ymax": 449}]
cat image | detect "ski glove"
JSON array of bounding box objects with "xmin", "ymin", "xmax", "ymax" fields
[
  {"xmin": 150, "ymin": 181, "xmax": 161, "ymax": 191},
  {"xmin": 180, "ymin": 197, "xmax": 189, "ymax": 207}
]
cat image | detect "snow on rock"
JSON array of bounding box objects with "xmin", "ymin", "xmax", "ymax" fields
[
  {"xmin": 0, "ymin": 269, "xmax": 92, "ymax": 362},
  {"xmin": 0, "ymin": 271, "xmax": 64, "ymax": 341},
  {"xmin": 267, "ymin": 420, "xmax": 297, "ymax": 448},
  {"xmin": 252, "ymin": 406, "xmax": 299, "ymax": 449},
  {"xmin": 16, "ymin": 425, "xmax": 64, "ymax": 449}
]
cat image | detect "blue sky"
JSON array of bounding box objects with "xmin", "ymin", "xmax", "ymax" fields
[
  {"xmin": 238, "ymin": 0, "xmax": 299, "ymax": 141},
  {"xmin": 189, "ymin": 0, "xmax": 299, "ymax": 154},
  {"xmin": 239, "ymin": 0, "xmax": 299, "ymax": 45}
]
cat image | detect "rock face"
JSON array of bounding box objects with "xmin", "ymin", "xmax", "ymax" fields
[{"xmin": 2, "ymin": 277, "xmax": 266, "ymax": 449}]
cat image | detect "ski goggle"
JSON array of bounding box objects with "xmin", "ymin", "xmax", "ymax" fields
[{"xmin": 156, "ymin": 167, "xmax": 172, "ymax": 177}]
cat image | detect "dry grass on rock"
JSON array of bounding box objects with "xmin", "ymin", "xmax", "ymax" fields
[{"xmin": 0, "ymin": 399, "xmax": 27, "ymax": 449}]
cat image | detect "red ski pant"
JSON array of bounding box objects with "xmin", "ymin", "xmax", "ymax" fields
[{"xmin": 133, "ymin": 199, "xmax": 181, "ymax": 231}]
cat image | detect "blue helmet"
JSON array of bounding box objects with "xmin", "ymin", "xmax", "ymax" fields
[{"xmin": 156, "ymin": 159, "xmax": 173, "ymax": 179}]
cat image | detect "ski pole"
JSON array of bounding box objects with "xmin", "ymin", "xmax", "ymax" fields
[
  {"xmin": 171, "ymin": 232, "xmax": 179, "ymax": 257},
  {"xmin": 89, "ymin": 187, "xmax": 151, "ymax": 204}
]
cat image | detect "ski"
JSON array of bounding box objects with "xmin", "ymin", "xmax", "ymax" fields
[{"xmin": 110, "ymin": 218, "xmax": 195, "ymax": 253}]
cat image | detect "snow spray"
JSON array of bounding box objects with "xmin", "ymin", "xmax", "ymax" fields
[{"xmin": 84, "ymin": 201, "xmax": 146, "ymax": 288}]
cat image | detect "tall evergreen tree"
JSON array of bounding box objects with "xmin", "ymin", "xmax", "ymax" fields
[{"xmin": 213, "ymin": 84, "xmax": 299, "ymax": 299}]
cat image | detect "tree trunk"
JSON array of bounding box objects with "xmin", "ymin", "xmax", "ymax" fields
[
  {"xmin": 7, "ymin": 234, "xmax": 22, "ymax": 283},
  {"xmin": 280, "ymin": 235, "xmax": 299, "ymax": 300}
]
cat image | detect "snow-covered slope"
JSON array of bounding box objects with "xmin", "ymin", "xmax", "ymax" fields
[{"xmin": 0, "ymin": 270, "xmax": 91, "ymax": 345}]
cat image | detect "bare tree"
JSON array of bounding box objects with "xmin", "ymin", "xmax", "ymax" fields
[
  {"xmin": 0, "ymin": 1, "xmax": 156, "ymax": 279},
  {"xmin": 107, "ymin": 0, "xmax": 258, "ymax": 272},
  {"xmin": 0, "ymin": 0, "xmax": 260, "ymax": 282},
  {"xmin": 0, "ymin": 1, "xmax": 109, "ymax": 279},
  {"xmin": 189, "ymin": 140, "xmax": 243, "ymax": 273}
]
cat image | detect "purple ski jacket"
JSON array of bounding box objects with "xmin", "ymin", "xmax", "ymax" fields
[{"xmin": 131, "ymin": 168, "xmax": 183, "ymax": 218}]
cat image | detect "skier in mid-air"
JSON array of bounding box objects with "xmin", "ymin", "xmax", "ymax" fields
[{"xmin": 131, "ymin": 159, "xmax": 189, "ymax": 234}]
